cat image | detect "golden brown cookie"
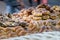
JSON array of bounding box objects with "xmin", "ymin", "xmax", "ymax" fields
[{"xmin": 33, "ymin": 17, "xmax": 42, "ymax": 20}]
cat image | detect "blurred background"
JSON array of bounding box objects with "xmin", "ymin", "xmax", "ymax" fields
[{"xmin": 0, "ymin": 0, "xmax": 60, "ymax": 13}]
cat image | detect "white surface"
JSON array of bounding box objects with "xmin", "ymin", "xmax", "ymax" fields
[{"xmin": 2, "ymin": 31, "xmax": 60, "ymax": 40}]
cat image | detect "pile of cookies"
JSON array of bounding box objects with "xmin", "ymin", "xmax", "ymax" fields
[
  {"xmin": 0, "ymin": 26, "xmax": 28, "ymax": 39},
  {"xmin": 16, "ymin": 4, "xmax": 60, "ymax": 33},
  {"xmin": 17, "ymin": 4, "xmax": 60, "ymax": 21},
  {"xmin": 0, "ymin": 4, "xmax": 60, "ymax": 39}
]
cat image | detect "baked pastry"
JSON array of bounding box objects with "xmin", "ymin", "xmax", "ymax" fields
[
  {"xmin": 27, "ymin": 22, "xmax": 40, "ymax": 33},
  {"xmin": 52, "ymin": 6, "xmax": 60, "ymax": 11},
  {"xmin": 36, "ymin": 4, "xmax": 51, "ymax": 11},
  {"xmin": 42, "ymin": 15, "xmax": 50, "ymax": 20},
  {"xmin": 50, "ymin": 15, "xmax": 57, "ymax": 20},
  {"xmin": 55, "ymin": 21, "xmax": 60, "ymax": 30},
  {"xmin": 33, "ymin": 17, "xmax": 42, "ymax": 20},
  {"xmin": 57, "ymin": 14, "xmax": 60, "ymax": 19},
  {"xmin": 32, "ymin": 10, "xmax": 42, "ymax": 17},
  {"xmin": 42, "ymin": 11, "xmax": 50, "ymax": 15},
  {"xmin": 17, "ymin": 29, "xmax": 27, "ymax": 36},
  {"xmin": 39, "ymin": 26, "xmax": 52, "ymax": 32},
  {"xmin": 28, "ymin": 15, "xmax": 33, "ymax": 19}
]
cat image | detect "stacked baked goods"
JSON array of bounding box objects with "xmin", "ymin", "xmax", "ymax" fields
[{"xmin": 0, "ymin": 4, "xmax": 60, "ymax": 39}]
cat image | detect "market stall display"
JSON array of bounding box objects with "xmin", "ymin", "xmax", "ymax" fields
[{"xmin": 0, "ymin": 4, "xmax": 60, "ymax": 39}]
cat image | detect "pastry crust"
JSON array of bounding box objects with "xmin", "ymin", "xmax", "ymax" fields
[
  {"xmin": 33, "ymin": 13, "xmax": 42, "ymax": 17},
  {"xmin": 33, "ymin": 17, "xmax": 42, "ymax": 20},
  {"xmin": 50, "ymin": 15, "xmax": 57, "ymax": 20},
  {"xmin": 42, "ymin": 15, "xmax": 50, "ymax": 20}
]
